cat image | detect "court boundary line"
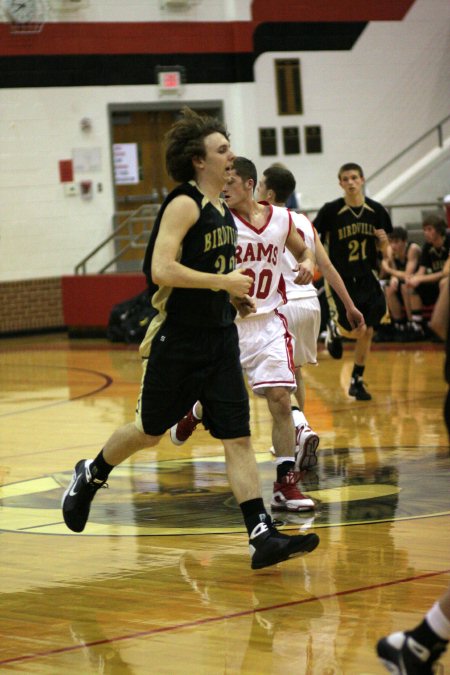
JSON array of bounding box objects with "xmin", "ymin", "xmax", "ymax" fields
[{"xmin": 1, "ymin": 566, "xmax": 450, "ymax": 666}]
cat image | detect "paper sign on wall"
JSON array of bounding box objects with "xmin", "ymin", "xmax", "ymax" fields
[
  {"xmin": 73, "ymin": 147, "xmax": 102, "ymax": 173},
  {"xmin": 113, "ymin": 143, "xmax": 139, "ymax": 185}
]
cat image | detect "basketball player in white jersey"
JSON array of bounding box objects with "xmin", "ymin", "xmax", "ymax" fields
[
  {"xmin": 172, "ymin": 157, "xmax": 319, "ymax": 512},
  {"xmin": 257, "ymin": 165, "xmax": 364, "ymax": 466}
]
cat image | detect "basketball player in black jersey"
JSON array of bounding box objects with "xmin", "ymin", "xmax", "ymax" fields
[
  {"xmin": 406, "ymin": 214, "xmax": 450, "ymax": 337},
  {"xmin": 61, "ymin": 107, "xmax": 319, "ymax": 569},
  {"xmin": 381, "ymin": 226, "xmax": 421, "ymax": 340},
  {"xmin": 377, "ymin": 278, "xmax": 450, "ymax": 673},
  {"xmin": 314, "ymin": 163, "xmax": 392, "ymax": 400}
]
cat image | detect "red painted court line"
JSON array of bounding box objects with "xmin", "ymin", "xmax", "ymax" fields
[{"xmin": 2, "ymin": 567, "xmax": 450, "ymax": 666}]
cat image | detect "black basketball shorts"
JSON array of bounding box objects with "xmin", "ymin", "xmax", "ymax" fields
[
  {"xmin": 330, "ymin": 273, "xmax": 386, "ymax": 330},
  {"xmin": 136, "ymin": 319, "xmax": 250, "ymax": 440},
  {"xmin": 416, "ymin": 281, "xmax": 440, "ymax": 307}
]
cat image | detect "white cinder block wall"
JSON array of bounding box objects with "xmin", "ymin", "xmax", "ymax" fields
[{"xmin": 0, "ymin": 0, "xmax": 449, "ymax": 281}]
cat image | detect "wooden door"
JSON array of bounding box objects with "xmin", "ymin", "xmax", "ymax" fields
[
  {"xmin": 111, "ymin": 107, "xmax": 222, "ymax": 208},
  {"xmin": 112, "ymin": 110, "xmax": 179, "ymax": 209},
  {"xmin": 110, "ymin": 106, "xmax": 221, "ymax": 270}
]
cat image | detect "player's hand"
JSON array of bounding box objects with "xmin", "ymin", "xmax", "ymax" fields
[
  {"xmin": 346, "ymin": 306, "xmax": 365, "ymax": 331},
  {"xmin": 223, "ymin": 269, "xmax": 253, "ymax": 296},
  {"xmin": 406, "ymin": 275, "xmax": 420, "ymax": 288},
  {"xmin": 293, "ymin": 261, "xmax": 314, "ymax": 285},
  {"xmin": 374, "ymin": 228, "xmax": 388, "ymax": 247},
  {"xmin": 231, "ymin": 294, "xmax": 257, "ymax": 318}
]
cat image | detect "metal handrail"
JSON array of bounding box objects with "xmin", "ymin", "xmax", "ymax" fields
[
  {"xmin": 74, "ymin": 204, "xmax": 158, "ymax": 274},
  {"xmin": 365, "ymin": 114, "xmax": 450, "ymax": 186},
  {"xmin": 75, "ymin": 198, "xmax": 446, "ymax": 275},
  {"xmin": 97, "ymin": 231, "xmax": 150, "ymax": 274}
]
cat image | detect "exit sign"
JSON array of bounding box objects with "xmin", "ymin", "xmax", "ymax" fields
[{"xmin": 158, "ymin": 71, "xmax": 182, "ymax": 93}]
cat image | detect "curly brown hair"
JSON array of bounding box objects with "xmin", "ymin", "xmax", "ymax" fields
[{"xmin": 165, "ymin": 107, "xmax": 229, "ymax": 183}]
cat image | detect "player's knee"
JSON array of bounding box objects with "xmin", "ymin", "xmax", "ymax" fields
[{"xmin": 266, "ymin": 387, "xmax": 292, "ymax": 414}]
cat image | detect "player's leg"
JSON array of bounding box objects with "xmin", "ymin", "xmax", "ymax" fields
[
  {"xmin": 386, "ymin": 278, "xmax": 407, "ymax": 339},
  {"xmin": 170, "ymin": 401, "xmax": 203, "ymax": 445},
  {"xmin": 222, "ymin": 436, "xmax": 319, "ymax": 569},
  {"xmin": 377, "ymin": 584, "xmax": 450, "ymax": 673},
  {"xmin": 62, "ymin": 320, "xmax": 203, "ymax": 532},
  {"xmin": 277, "ymin": 298, "xmax": 320, "ymax": 469},
  {"xmin": 203, "ymin": 325, "xmax": 319, "ymax": 568}
]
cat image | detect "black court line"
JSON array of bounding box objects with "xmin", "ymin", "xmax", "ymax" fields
[{"xmin": 0, "ymin": 365, "xmax": 113, "ymax": 417}]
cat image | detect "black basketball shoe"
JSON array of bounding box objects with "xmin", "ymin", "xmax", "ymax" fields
[
  {"xmin": 62, "ymin": 459, "xmax": 108, "ymax": 532},
  {"xmin": 348, "ymin": 377, "xmax": 372, "ymax": 401},
  {"xmin": 325, "ymin": 320, "xmax": 343, "ymax": 359},
  {"xmin": 249, "ymin": 521, "xmax": 319, "ymax": 570},
  {"xmin": 377, "ymin": 630, "xmax": 447, "ymax": 674}
]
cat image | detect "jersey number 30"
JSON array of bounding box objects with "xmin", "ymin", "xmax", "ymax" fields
[{"xmin": 243, "ymin": 268, "xmax": 272, "ymax": 299}]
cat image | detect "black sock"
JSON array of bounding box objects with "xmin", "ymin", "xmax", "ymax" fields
[
  {"xmin": 240, "ymin": 498, "xmax": 270, "ymax": 535},
  {"xmin": 352, "ymin": 364, "xmax": 365, "ymax": 380},
  {"xmin": 409, "ymin": 618, "xmax": 449, "ymax": 651},
  {"xmin": 90, "ymin": 449, "xmax": 114, "ymax": 482},
  {"xmin": 276, "ymin": 460, "xmax": 295, "ymax": 482}
]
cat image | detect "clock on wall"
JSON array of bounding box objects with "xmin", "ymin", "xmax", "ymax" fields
[{"xmin": 4, "ymin": 0, "xmax": 38, "ymax": 23}]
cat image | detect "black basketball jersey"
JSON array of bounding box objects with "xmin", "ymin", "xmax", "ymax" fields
[
  {"xmin": 393, "ymin": 242, "xmax": 414, "ymax": 272},
  {"xmin": 419, "ymin": 234, "xmax": 450, "ymax": 274},
  {"xmin": 142, "ymin": 181, "xmax": 238, "ymax": 327},
  {"xmin": 314, "ymin": 196, "xmax": 393, "ymax": 278}
]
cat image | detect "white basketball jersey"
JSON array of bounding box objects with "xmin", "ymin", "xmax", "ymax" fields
[
  {"xmin": 282, "ymin": 211, "xmax": 317, "ymax": 300},
  {"xmin": 232, "ymin": 204, "xmax": 291, "ymax": 317}
]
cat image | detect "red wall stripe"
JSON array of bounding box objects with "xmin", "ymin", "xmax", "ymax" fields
[
  {"xmin": 0, "ymin": 0, "xmax": 416, "ymax": 58},
  {"xmin": 252, "ymin": 0, "xmax": 415, "ymax": 22},
  {"xmin": 0, "ymin": 22, "xmax": 253, "ymax": 57}
]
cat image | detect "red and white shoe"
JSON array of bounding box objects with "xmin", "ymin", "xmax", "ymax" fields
[
  {"xmin": 270, "ymin": 472, "xmax": 315, "ymax": 512},
  {"xmin": 170, "ymin": 408, "xmax": 200, "ymax": 446},
  {"xmin": 295, "ymin": 424, "xmax": 319, "ymax": 471}
]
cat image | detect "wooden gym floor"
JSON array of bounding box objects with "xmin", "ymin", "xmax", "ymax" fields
[{"xmin": 0, "ymin": 333, "xmax": 449, "ymax": 674}]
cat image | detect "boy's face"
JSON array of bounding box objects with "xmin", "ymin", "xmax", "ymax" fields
[
  {"xmin": 223, "ymin": 169, "xmax": 252, "ymax": 208},
  {"xmin": 389, "ymin": 238, "xmax": 406, "ymax": 256},
  {"xmin": 423, "ymin": 224, "xmax": 442, "ymax": 245},
  {"xmin": 339, "ymin": 170, "xmax": 365, "ymax": 199},
  {"xmin": 197, "ymin": 132, "xmax": 235, "ymax": 187}
]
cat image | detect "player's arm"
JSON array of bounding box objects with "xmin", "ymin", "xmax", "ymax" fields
[
  {"xmin": 429, "ymin": 277, "xmax": 449, "ymax": 340},
  {"xmin": 410, "ymin": 268, "xmax": 448, "ymax": 285},
  {"xmin": 405, "ymin": 264, "xmax": 426, "ymax": 288},
  {"xmin": 312, "ymin": 203, "xmax": 328, "ymax": 241},
  {"xmin": 314, "ymin": 234, "xmax": 365, "ymax": 330},
  {"xmin": 374, "ymin": 228, "xmax": 389, "ymax": 258},
  {"xmin": 285, "ymin": 220, "xmax": 315, "ymax": 284},
  {"xmin": 406, "ymin": 249, "xmax": 448, "ymax": 287},
  {"xmin": 405, "ymin": 244, "xmax": 421, "ymax": 276},
  {"xmin": 151, "ymin": 195, "xmax": 251, "ymax": 297},
  {"xmin": 381, "ymin": 246, "xmax": 399, "ymax": 278}
]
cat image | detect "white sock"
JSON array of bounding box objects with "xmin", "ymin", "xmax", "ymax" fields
[
  {"xmin": 426, "ymin": 601, "xmax": 450, "ymax": 641},
  {"xmin": 292, "ymin": 408, "xmax": 307, "ymax": 428},
  {"xmin": 275, "ymin": 456, "xmax": 295, "ymax": 465}
]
